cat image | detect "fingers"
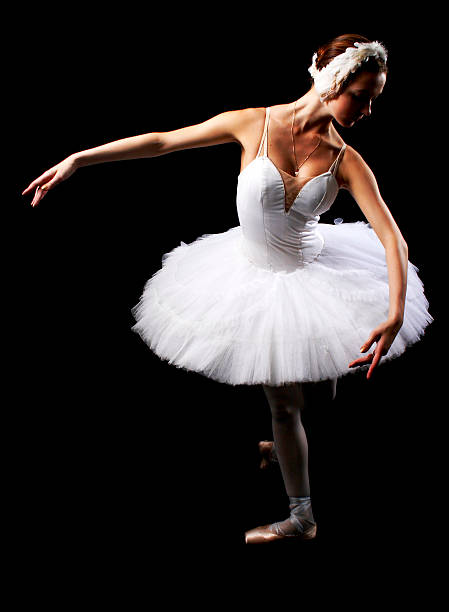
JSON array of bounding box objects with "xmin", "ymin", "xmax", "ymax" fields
[
  {"xmin": 348, "ymin": 351, "xmax": 378, "ymax": 380},
  {"xmin": 22, "ymin": 181, "xmax": 39, "ymax": 196},
  {"xmin": 22, "ymin": 169, "xmax": 56, "ymax": 196},
  {"xmin": 30, "ymin": 185, "xmax": 48, "ymax": 208},
  {"xmin": 22, "ymin": 178, "xmax": 45, "ymax": 196},
  {"xmin": 367, "ymin": 359, "xmax": 379, "ymax": 379},
  {"xmin": 349, "ymin": 339, "xmax": 387, "ymax": 380},
  {"xmin": 367, "ymin": 356, "xmax": 380, "ymax": 380},
  {"xmin": 348, "ymin": 353, "xmax": 374, "ymax": 368},
  {"xmin": 40, "ymin": 174, "xmax": 60, "ymax": 192},
  {"xmin": 24, "ymin": 171, "xmax": 59, "ymax": 207},
  {"xmin": 366, "ymin": 340, "xmax": 386, "ymax": 380},
  {"xmin": 360, "ymin": 330, "xmax": 379, "ymax": 353}
]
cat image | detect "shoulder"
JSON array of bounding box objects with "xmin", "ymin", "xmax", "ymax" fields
[
  {"xmin": 227, "ymin": 106, "xmax": 266, "ymax": 132},
  {"xmin": 232, "ymin": 106, "xmax": 267, "ymax": 121},
  {"xmin": 221, "ymin": 107, "xmax": 267, "ymax": 148},
  {"xmin": 338, "ymin": 145, "xmax": 375, "ymax": 190},
  {"xmin": 340, "ymin": 144, "xmax": 365, "ymax": 168}
]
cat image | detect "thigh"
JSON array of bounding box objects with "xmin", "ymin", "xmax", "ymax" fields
[
  {"xmin": 263, "ymin": 382, "xmax": 302, "ymax": 402},
  {"xmin": 262, "ymin": 382, "xmax": 305, "ymax": 412},
  {"xmin": 301, "ymin": 378, "xmax": 337, "ymax": 409}
]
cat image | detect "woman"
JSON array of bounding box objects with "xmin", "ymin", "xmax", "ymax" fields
[{"xmin": 22, "ymin": 34, "xmax": 433, "ymax": 544}]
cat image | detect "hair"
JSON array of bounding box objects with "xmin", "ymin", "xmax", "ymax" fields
[{"xmin": 310, "ymin": 34, "xmax": 388, "ymax": 100}]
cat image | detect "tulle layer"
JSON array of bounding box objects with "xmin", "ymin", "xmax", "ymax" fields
[{"xmin": 131, "ymin": 221, "xmax": 433, "ymax": 385}]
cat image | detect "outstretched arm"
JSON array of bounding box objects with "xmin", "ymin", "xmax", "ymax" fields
[
  {"xmin": 22, "ymin": 108, "xmax": 257, "ymax": 207},
  {"xmin": 341, "ymin": 146, "xmax": 409, "ymax": 379},
  {"xmin": 73, "ymin": 110, "xmax": 244, "ymax": 167}
]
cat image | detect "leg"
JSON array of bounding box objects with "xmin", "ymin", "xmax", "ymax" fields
[
  {"xmin": 246, "ymin": 380, "xmax": 338, "ymax": 542},
  {"xmin": 259, "ymin": 378, "xmax": 337, "ymax": 468},
  {"xmin": 245, "ymin": 383, "xmax": 317, "ymax": 543},
  {"xmin": 263, "ymin": 382, "xmax": 310, "ymax": 497}
]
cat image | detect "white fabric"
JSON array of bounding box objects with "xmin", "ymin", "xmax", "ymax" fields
[{"xmin": 131, "ymin": 109, "xmax": 433, "ymax": 386}]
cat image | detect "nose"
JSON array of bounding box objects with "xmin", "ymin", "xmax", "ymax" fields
[{"xmin": 362, "ymin": 100, "xmax": 372, "ymax": 117}]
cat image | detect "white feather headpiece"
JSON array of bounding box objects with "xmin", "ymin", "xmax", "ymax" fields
[{"xmin": 308, "ymin": 41, "xmax": 388, "ymax": 102}]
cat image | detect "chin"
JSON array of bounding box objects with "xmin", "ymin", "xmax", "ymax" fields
[{"xmin": 335, "ymin": 117, "xmax": 355, "ymax": 128}]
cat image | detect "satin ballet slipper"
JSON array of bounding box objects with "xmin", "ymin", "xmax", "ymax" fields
[
  {"xmin": 245, "ymin": 522, "xmax": 317, "ymax": 544},
  {"xmin": 258, "ymin": 440, "xmax": 279, "ymax": 470},
  {"xmin": 245, "ymin": 496, "xmax": 317, "ymax": 544}
]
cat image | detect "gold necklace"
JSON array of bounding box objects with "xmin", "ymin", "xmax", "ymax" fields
[{"xmin": 291, "ymin": 100, "xmax": 322, "ymax": 177}]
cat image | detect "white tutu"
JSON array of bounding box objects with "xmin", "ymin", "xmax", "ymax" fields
[
  {"xmin": 132, "ymin": 107, "xmax": 433, "ymax": 385},
  {"xmin": 131, "ymin": 221, "xmax": 433, "ymax": 386}
]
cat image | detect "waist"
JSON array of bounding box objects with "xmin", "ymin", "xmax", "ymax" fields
[{"xmin": 240, "ymin": 228, "xmax": 325, "ymax": 273}]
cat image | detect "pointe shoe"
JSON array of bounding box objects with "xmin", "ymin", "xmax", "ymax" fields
[
  {"xmin": 258, "ymin": 440, "xmax": 278, "ymax": 470},
  {"xmin": 245, "ymin": 522, "xmax": 317, "ymax": 544}
]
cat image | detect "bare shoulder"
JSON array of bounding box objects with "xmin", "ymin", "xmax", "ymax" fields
[
  {"xmin": 231, "ymin": 106, "xmax": 266, "ymax": 121},
  {"xmin": 343, "ymin": 144, "xmax": 366, "ymax": 163},
  {"xmin": 227, "ymin": 107, "xmax": 267, "ymax": 145},
  {"xmin": 339, "ymin": 144, "xmax": 373, "ymax": 190},
  {"xmin": 155, "ymin": 106, "xmax": 267, "ymax": 155}
]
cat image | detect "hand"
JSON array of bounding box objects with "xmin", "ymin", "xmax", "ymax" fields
[
  {"xmin": 348, "ymin": 318, "xmax": 403, "ymax": 380},
  {"xmin": 22, "ymin": 155, "xmax": 78, "ymax": 207}
]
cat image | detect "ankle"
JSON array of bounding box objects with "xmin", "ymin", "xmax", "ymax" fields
[
  {"xmin": 289, "ymin": 496, "xmax": 316, "ymax": 529},
  {"xmin": 270, "ymin": 496, "xmax": 316, "ymax": 537}
]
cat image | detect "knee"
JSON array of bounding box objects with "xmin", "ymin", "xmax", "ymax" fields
[
  {"xmin": 270, "ymin": 401, "xmax": 301, "ymax": 423},
  {"xmin": 263, "ymin": 384, "xmax": 304, "ymax": 423}
]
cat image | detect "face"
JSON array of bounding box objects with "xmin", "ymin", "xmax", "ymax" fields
[{"xmin": 327, "ymin": 70, "xmax": 387, "ymax": 128}]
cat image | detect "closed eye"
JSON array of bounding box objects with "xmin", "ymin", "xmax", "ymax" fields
[
  {"xmin": 353, "ymin": 93, "xmax": 369, "ymax": 101},
  {"xmin": 352, "ymin": 93, "xmax": 379, "ymax": 103}
]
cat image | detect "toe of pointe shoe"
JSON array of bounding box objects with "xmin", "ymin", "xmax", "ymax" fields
[
  {"xmin": 245, "ymin": 523, "xmax": 317, "ymax": 544},
  {"xmin": 245, "ymin": 524, "xmax": 278, "ymax": 544}
]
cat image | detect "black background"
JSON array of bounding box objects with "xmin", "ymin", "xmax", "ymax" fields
[{"xmin": 10, "ymin": 5, "xmax": 445, "ymax": 596}]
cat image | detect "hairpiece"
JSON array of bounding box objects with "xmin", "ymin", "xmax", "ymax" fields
[{"xmin": 308, "ymin": 41, "xmax": 388, "ymax": 102}]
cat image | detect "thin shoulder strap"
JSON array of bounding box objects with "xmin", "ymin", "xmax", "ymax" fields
[
  {"xmin": 330, "ymin": 143, "xmax": 347, "ymax": 175},
  {"xmin": 256, "ymin": 107, "xmax": 271, "ymax": 158}
]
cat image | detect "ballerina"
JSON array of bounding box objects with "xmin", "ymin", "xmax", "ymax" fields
[{"xmin": 22, "ymin": 33, "xmax": 433, "ymax": 544}]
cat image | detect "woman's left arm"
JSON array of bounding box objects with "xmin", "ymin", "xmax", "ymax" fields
[{"xmin": 340, "ymin": 146, "xmax": 409, "ymax": 379}]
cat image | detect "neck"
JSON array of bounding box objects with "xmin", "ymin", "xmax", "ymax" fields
[{"xmin": 292, "ymin": 86, "xmax": 334, "ymax": 136}]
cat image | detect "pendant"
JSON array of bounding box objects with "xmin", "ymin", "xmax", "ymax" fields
[{"xmin": 294, "ymin": 170, "xmax": 300, "ymax": 177}]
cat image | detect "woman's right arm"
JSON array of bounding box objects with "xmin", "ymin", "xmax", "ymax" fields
[{"xmin": 22, "ymin": 108, "xmax": 259, "ymax": 207}]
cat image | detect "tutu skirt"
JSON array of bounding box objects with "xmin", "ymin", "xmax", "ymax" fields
[{"xmin": 131, "ymin": 221, "xmax": 433, "ymax": 385}]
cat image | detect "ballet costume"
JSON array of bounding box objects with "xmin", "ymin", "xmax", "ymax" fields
[{"xmin": 131, "ymin": 106, "xmax": 433, "ymax": 542}]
